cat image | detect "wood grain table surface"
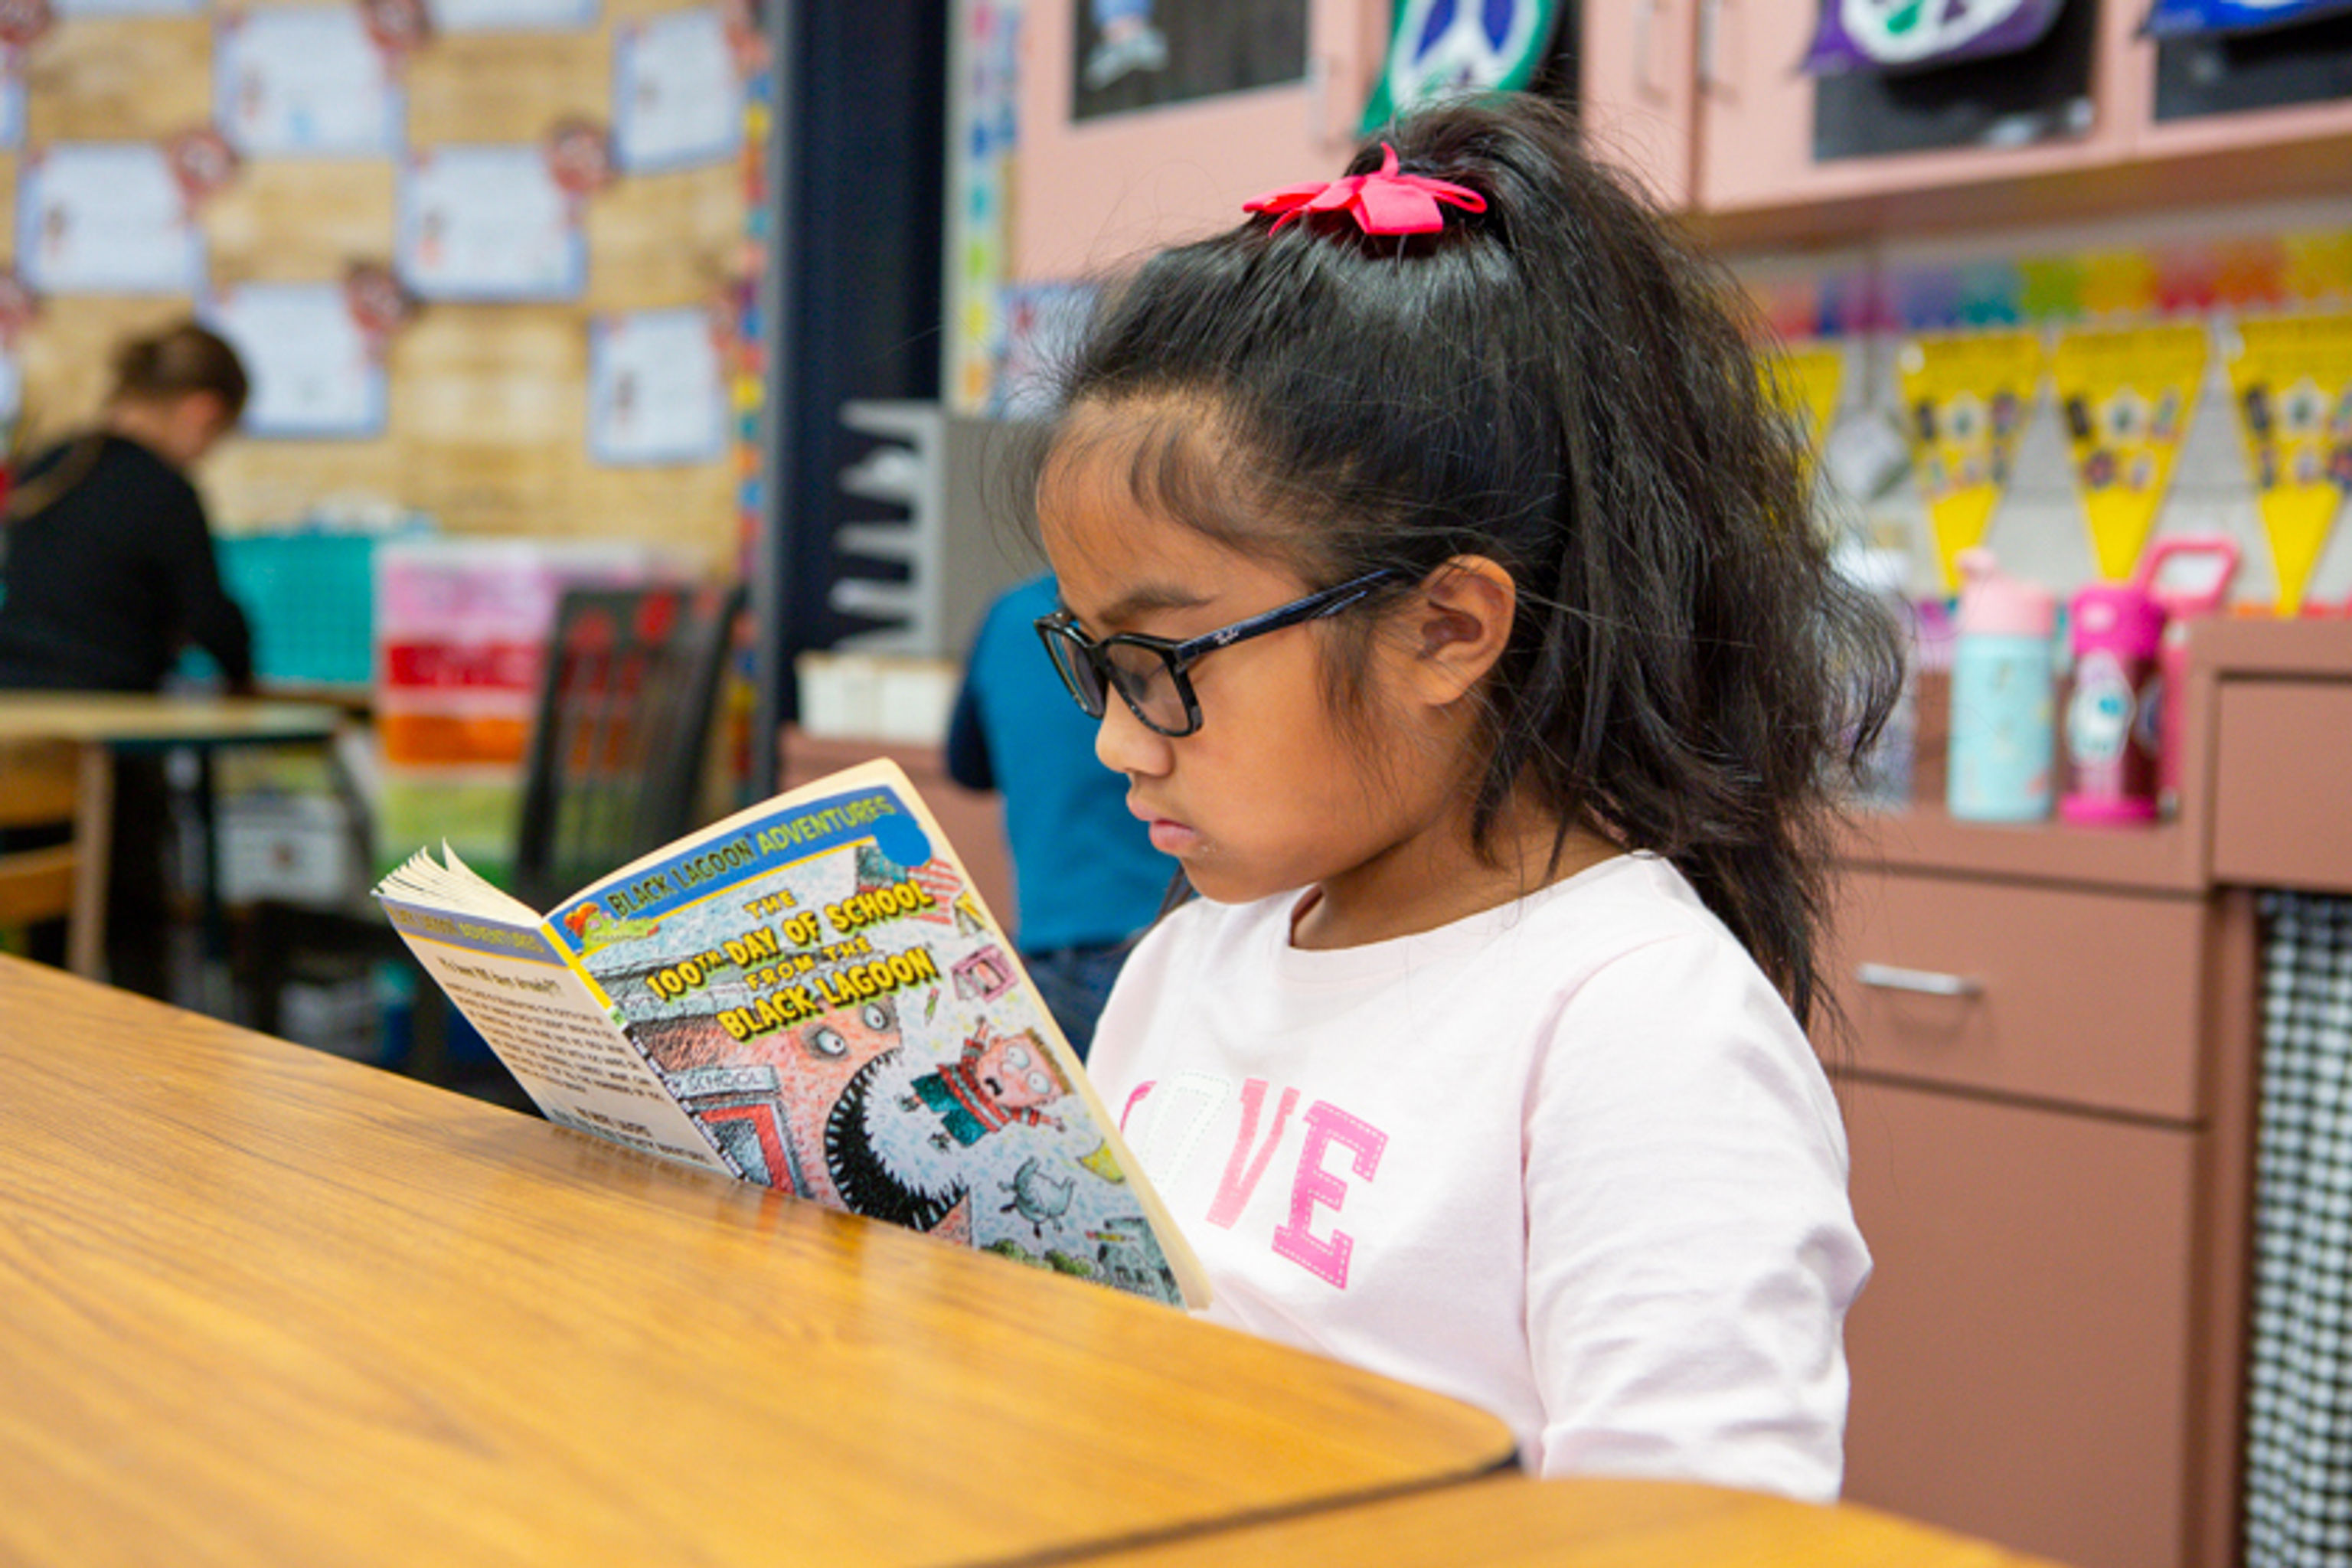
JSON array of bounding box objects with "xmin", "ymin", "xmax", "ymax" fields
[
  {"xmin": 0, "ymin": 955, "xmax": 1515, "ymax": 1568},
  {"xmin": 1047, "ymin": 1473, "xmax": 2073, "ymax": 1567}
]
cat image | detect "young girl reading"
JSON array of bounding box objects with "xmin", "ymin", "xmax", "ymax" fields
[{"xmin": 1025, "ymin": 95, "xmax": 1903, "ymax": 1502}]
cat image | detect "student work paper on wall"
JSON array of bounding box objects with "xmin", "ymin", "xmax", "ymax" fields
[
  {"xmin": 612, "ymin": 8, "xmax": 742, "ymax": 173},
  {"xmin": 589, "ymin": 308, "xmax": 726, "ymax": 466},
  {"xmin": 397, "ymin": 144, "xmax": 586, "ymax": 302},
  {"xmin": 216, "ymin": 6, "xmax": 404, "ymax": 158},
  {"xmin": 207, "ymin": 283, "xmax": 388, "ymax": 439},
  {"xmin": 0, "ymin": 57, "xmax": 21, "ymax": 153},
  {"xmin": 18, "ymin": 143, "xmax": 207, "ymax": 296},
  {"xmin": 432, "ymin": 0, "xmax": 597, "ymax": 31},
  {"xmin": 51, "ymin": 0, "xmax": 201, "ymax": 16}
]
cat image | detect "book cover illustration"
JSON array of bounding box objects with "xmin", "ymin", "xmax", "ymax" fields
[{"xmin": 541, "ymin": 779, "xmax": 1187, "ymax": 1307}]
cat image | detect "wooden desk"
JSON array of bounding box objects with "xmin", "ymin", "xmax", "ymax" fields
[
  {"xmin": 1050, "ymin": 1475, "xmax": 2070, "ymax": 1566},
  {"xmin": 0, "ymin": 694, "xmax": 345, "ymax": 983},
  {"xmin": 0, "ymin": 956, "xmax": 1514, "ymax": 1568},
  {"xmin": 0, "ymin": 691, "xmax": 345, "ymax": 748}
]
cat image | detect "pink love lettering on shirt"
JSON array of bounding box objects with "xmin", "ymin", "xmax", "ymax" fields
[{"xmin": 1272, "ymin": 1102, "xmax": 1387, "ymax": 1290}]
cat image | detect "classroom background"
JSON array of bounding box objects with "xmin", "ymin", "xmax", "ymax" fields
[{"xmin": 2, "ymin": 4, "xmax": 2350, "ymax": 1567}]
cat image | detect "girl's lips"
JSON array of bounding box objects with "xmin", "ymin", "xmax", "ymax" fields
[
  {"xmin": 1146, "ymin": 819, "xmax": 1197, "ymax": 855},
  {"xmin": 1132, "ymin": 802, "xmax": 1197, "ymax": 855}
]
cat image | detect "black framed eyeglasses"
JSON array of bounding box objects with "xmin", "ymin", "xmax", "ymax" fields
[{"xmin": 1033, "ymin": 569, "xmax": 1400, "ymax": 738}]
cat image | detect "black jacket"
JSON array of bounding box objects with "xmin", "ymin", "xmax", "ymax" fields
[{"xmin": 0, "ymin": 433, "xmax": 252, "ymax": 691}]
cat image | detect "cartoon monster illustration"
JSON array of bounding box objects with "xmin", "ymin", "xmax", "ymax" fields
[
  {"xmin": 825, "ymin": 1021, "xmax": 1076, "ymax": 1240},
  {"xmin": 898, "ymin": 1023, "xmax": 1070, "ymax": 1152},
  {"xmin": 637, "ymin": 991, "xmax": 907, "ymax": 1214},
  {"xmin": 824, "ymin": 1045, "xmax": 969, "ymax": 1236}
]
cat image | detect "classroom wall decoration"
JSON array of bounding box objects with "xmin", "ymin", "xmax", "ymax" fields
[
  {"xmin": 2223, "ymin": 312, "xmax": 2352, "ymax": 614},
  {"xmin": 206, "ymin": 279, "xmax": 389, "ymax": 439},
  {"xmin": 2143, "ymin": 0, "xmax": 2352, "ymax": 37},
  {"xmin": 0, "ymin": 55, "xmax": 23, "ymax": 149},
  {"xmin": 1739, "ymin": 224, "xmax": 2352, "ymax": 608},
  {"xmin": 54, "ymin": 0, "xmax": 201, "ymax": 18},
  {"xmin": 1896, "ymin": 329, "xmax": 2044, "ymax": 592},
  {"xmin": 610, "ymin": 6, "xmax": 739, "ymax": 174},
  {"xmin": 396, "ymin": 142, "xmax": 587, "ymax": 301},
  {"xmin": 586, "ymin": 303, "xmax": 723, "ymax": 464},
  {"xmin": 0, "ymin": 0, "xmax": 752, "ymax": 564},
  {"xmin": 944, "ymin": 0, "xmax": 1018, "ymax": 416},
  {"xmin": 1359, "ymin": 0, "xmax": 1563, "ymax": 132},
  {"xmin": 214, "ymin": 5, "xmax": 404, "ymax": 159},
  {"xmin": 2050, "ymin": 322, "xmax": 2208, "ymax": 583},
  {"xmin": 1073, "ymin": 0, "xmax": 1306, "ymax": 122},
  {"xmin": 1768, "ymin": 341, "xmax": 1847, "ymax": 456},
  {"xmin": 1743, "ymin": 227, "xmax": 2352, "ymax": 341},
  {"xmin": 18, "ymin": 142, "xmax": 207, "ymax": 294},
  {"xmin": 1799, "ymin": 0, "xmax": 2066, "ymax": 75},
  {"xmin": 431, "ymin": 0, "xmax": 596, "ymax": 31}
]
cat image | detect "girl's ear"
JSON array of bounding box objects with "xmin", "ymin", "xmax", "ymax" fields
[{"xmin": 1400, "ymin": 555, "xmax": 1516, "ymax": 707}]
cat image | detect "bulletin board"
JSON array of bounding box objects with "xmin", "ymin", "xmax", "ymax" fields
[{"xmin": 0, "ymin": 0, "xmax": 758, "ymax": 568}]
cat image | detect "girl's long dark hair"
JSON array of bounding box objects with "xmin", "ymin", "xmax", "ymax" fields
[{"xmin": 1040, "ymin": 94, "xmax": 1903, "ymax": 1027}]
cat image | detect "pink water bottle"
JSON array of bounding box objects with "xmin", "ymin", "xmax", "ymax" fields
[
  {"xmin": 2136, "ymin": 535, "xmax": 2242, "ymax": 817},
  {"xmin": 2060, "ymin": 578, "xmax": 2167, "ymax": 825}
]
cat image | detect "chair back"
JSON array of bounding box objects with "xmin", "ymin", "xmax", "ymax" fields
[
  {"xmin": 0, "ymin": 738, "xmax": 109, "ymax": 976},
  {"xmin": 511, "ymin": 581, "xmax": 748, "ymax": 909}
]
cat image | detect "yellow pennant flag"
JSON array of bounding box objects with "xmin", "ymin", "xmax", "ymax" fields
[
  {"xmin": 1764, "ymin": 341, "xmax": 1845, "ymax": 458},
  {"xmin": 1897, "ymin": 331, "xmax": 2044, "ymax": 592},
  {"xmin": 2223, "ymin": 314, "xmax": 2352, "ymax": 614},
  {"xmin": 2050, "ymin": 323, "xmax": 2207, "ymax": 583}
]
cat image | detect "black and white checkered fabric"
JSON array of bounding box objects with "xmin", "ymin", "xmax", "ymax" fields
[{"xmin": 2246, "ymin": 891, "xmax": 2352, "ymax": 1568}]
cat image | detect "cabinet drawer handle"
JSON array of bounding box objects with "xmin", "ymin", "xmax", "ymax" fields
[{"xmin": 1856, "ymin": 962, "xmax": 1981, "ymax": 998}]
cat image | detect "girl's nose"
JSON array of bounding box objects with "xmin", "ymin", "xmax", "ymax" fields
[{"xmin": 1094, "ymin": 694, "xmax": 1171, "ymax": 777}]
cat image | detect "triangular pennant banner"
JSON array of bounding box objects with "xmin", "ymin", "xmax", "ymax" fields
[
  {"xmin": 2050, "ymin": 322, "xmax": 2207, "ymax": 582},
  {"xmin": 2223, "ymin": 313, "xmax": 2352, "ymax": 614},
  {"xmin": 1897, "ymin": 330, "xmax": 2044, "ymax": 593},
  {"xmin": 1766, "ymin": 341, "xmax": 1846, "ymax": 459}
]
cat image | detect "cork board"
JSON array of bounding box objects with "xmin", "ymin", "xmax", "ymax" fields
[{"xmin": 3, "ymin": 0, "xmax": 750, "ymax": 568}]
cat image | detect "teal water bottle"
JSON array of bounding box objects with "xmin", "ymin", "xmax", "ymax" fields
[{"xmin": 1946, "ymin": 549, "xmax": 2057, "ymax": 822}]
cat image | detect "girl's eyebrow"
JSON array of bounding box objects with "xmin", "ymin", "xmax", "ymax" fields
[{"xmin": 1079, "ymin": 581, "xmax": 1215, "ymax": 629}]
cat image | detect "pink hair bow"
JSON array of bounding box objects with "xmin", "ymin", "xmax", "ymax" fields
[{"xmin": 1244, "ymin": 143, "xmax": 1485, "ymax": 236}]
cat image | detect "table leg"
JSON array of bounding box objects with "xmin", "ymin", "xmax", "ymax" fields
[
  {"xmin": 67, "ymin": 743, "xmax": 111, "ymax": 981},
  {"xmin": 190, "ymin": 746, "xmax": 234, "ymax": 1015}
]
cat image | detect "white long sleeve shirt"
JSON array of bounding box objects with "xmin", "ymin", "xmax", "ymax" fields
[{"xmin": 1088, "ymin": 853, "xmax": 1868, "ymax": 1502}]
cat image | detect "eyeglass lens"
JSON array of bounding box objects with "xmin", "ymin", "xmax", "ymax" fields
[
  {"xmin": 1043, "ymin": 627, "xmax": 1107, "ymax": 717},
  {"xmin": 1100, "ymin": 642, "xmax": 1187, "ymax": 731},
  {"xmin": 1042, "ymin": 624, "xmax": 1192, "ymax": 734}
]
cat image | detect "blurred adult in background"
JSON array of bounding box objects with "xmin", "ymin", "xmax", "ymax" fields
[
  {"xmin": 0, "ymin": 320, "xmax": 253, "ymax": 998},
  {"xmin": 947, "ymin": 574, "xmax": 1173, "ymax": 1059},
  {"xmin": 0, "ymin": 320, "xmax": 253, "ymax": 694}
]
